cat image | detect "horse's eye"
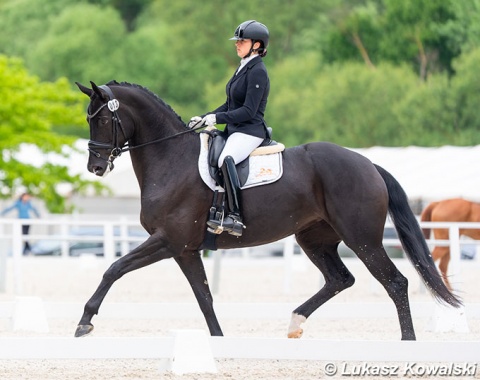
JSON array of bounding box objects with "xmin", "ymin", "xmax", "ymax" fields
[{"xmin": 98, "ymin": 118, "xmax": 109, "ymax": 126}]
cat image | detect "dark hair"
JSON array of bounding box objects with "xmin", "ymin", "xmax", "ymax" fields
[{"xmin": 256, "ymin": 40, "xmax": 268, "ymax": 57}]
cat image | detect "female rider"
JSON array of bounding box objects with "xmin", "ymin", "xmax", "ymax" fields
[{"xmin": 189, "ymin": 20, "xmax": 270, "ymax": 237}]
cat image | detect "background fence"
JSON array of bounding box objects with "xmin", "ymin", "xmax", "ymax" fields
[{"xmin": 1, "ymin": 217, "xmax": 479, "ymax": 295}]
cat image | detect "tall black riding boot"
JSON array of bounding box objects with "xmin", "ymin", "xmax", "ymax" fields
[{"xmin": 207, "ymin": 156, "xmax": 245, "ymax": 236}]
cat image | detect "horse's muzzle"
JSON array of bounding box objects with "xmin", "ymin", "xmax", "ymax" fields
[{"xmin": 88, "ymin": 160, "xmax": 113, "ymax": 177}]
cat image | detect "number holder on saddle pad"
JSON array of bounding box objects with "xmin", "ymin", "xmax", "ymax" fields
[{"xmin": 198, "ymin": 127, "xmax": 285, "ymax": 245}]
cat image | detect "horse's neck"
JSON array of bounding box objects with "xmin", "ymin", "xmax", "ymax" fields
[
  {"xmin": 129, "ymin": 126, "xmax": 199, "ymax": 188},
  {"xmin": 120, "ymin": 91, "xmax": 200, "ymax": 189}
]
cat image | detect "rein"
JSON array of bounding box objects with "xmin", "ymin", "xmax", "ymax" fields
[
  {"xmin": 87, "ymin": 85, "xmax": 204, "ymax": 166},
  {"xmin": 122, "ymin": 126, "xmax": 204, "ymax": 153}
]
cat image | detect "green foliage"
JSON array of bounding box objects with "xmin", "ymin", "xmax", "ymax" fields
[
  {"xmin": 449, "ymin": 0, "xmax": 480, "ymax": 53},
  {"xmin": 29, "ymin": 3, "xmax": 127, "ymax": 85},
  {"xmin": 266, "ymin": 52, "xmax": 326, "ymax": 146},
  {"xmin": 0, "ymin": 55, "xmax": 101, "ymax": 212},
  {"xmin": 0, "ymin": 0, "xmax": 480, "ymax": 171},
  {"xmin": 291, "ymin": 63, "xmax": 419, "ymax": 147},
  {"xmin": 394, "ymin": 74, "xmax": 458, "ymax": 145},
  {"xmin": 449, "ymin": 48, "xmax": 480, "ymax": 136},
  {"xmin": 0, "ymin": 0, "xmax": 79, "ymax": 66}
]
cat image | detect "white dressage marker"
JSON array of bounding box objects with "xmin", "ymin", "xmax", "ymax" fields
[
  {"xmin": 425, "ymin": 303, "xmax": 469, "ymax": 333},
  {"xmin": 158, "ymin": 329, "xmax": 217, "ymax": 375},
  {"xmin": 12, "ymin": 296, "xmax": 49, "ymax": 333}
]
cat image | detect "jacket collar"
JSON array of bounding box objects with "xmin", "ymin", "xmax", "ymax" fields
[{"xmin": 231, "ymin": 56, "xmax": 262, "ymax": 83}]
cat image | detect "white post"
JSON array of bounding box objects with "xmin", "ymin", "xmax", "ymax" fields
[
  {"xmin": 211, "ymin": 249, "xmax": 222, "ymax": 294},
  {"xmin": 103, "ymin": 222, "xmax": 115, "ymax": 261},
  {"xmin": 0, "ymin": 222, "xmax": 6, "ymax": 292},
  {"xmin": 60, "ymin": 222, "xmax": 69, "ymax": 258},
  {"xmin": 12, "ymin": 219, "xmax": 23, "ymax": 295},
  {"xmin": 119, "ymin": 217, "xmax": 130, "ymax": 257},
  {"xmin": 448, "ymin": 225, "xmax": 461, "ymax": 292}
]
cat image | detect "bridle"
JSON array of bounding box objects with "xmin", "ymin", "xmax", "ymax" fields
[
  {"xmin": 87, "ymin": 85, "xmax": 128, "ymax": 170},
  {"xmin": 87, "ymin": 85, "xmax": 204, "ymax": 169}
]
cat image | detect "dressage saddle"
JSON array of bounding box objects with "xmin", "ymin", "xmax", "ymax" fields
[{"xmin": 205, "ymin": 127, "xmax": 278, "ymax": 187}]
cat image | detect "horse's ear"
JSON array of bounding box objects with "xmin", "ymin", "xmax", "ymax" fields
[
  {"xmin": 76, "ymin": 82, "xmax": 93, "ymax": 97},
  {"xmin": 90, "ymin": 81, "xmax": 107, "ymax": 101}
]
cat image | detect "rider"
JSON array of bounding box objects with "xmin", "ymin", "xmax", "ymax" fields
[{"xmin": 189, "ymin": 20, "xmax": 271, "ymax": 237}]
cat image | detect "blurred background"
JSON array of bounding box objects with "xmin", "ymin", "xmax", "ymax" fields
[{"xmin": 1, "ymin": 0, "xmax": 480, "ymax": 215}]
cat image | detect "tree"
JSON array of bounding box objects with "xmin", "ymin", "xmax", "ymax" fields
[
  {"xmin": 29, "ymin": 3, "xmax": 127, "ymax": 85},
  {"xmin": 0, "ymin": 55, "xmax": 101, "ymax": 212},
  {"xmin": 2, "ymin": 0, "xmax": 480, "ymax": 148},
  {"xmin": 309, "ymin": 63, "xmax": 419, "ymax": 147},
  {"xmin": 449, "ymin": 48, "xmax": 480, "ymax": 138},
  {"xmin": 379, "ymin": 0, "xmax": 459, "ymax": 79},
  {"xmin": 0, "ymin": 0, "xmax": 78, "ymax": 66},
  {"xmin": 103, "ymin": 0, "xmax": 153, "ymax": 31}
]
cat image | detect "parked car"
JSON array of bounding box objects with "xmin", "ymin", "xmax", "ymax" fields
[{"xmin": 30, "ymin": 227, "xmax": 148, "ymax": 257}]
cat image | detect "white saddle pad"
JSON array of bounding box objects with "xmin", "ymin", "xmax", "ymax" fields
[{"xmin": 198, "ymin": 131, "xmax": 284, "ymax": 192}]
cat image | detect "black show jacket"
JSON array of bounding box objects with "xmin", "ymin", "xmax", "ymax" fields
[{"xmin": 211, "ymin": 56, "xmax": 270, "ymax": 139}]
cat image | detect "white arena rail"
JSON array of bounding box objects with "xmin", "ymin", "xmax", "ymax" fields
[{"xmin": 0, "ymin": 336, "xmax": 479, "ymax": 362}]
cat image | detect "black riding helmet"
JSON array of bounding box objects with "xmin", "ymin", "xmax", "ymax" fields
[{"xmin": 230, "ymin": 20, "xmax": 269, "ymax": 57}]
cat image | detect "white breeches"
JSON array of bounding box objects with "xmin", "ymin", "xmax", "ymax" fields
[{"xmin": 218, "ymin": 132, "xmax": 264, "ymax": 167}]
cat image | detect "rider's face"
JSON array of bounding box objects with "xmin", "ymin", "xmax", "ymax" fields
[{"xmin": 235, "ymin": 39, "xmax": 260, "ymax": 58}]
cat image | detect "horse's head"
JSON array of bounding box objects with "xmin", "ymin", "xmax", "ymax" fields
[{"xmin": 76, "ymin": 81, "xmax": 131, "ymax": 177}]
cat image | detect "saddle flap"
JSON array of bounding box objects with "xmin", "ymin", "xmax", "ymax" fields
[
  {"xmin": 200, "ymin": 127, "xmax": 283, "ymax": 191},
  {"xmin": 207, "ymin": 129, "xmax": 227, "ymax": 167}
]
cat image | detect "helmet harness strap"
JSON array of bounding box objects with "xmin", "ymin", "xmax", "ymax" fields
[{"xmin": 243, "ymin": 40, "xmax": 259, "ymax": 59}]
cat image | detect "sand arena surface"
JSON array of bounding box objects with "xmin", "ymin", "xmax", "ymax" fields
[{"xmin": 0, "ymin": 254, "xmax": 479, "ymax": 379}]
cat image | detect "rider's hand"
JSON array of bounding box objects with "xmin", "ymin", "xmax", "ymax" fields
[
  {"xmin": 188, "ymin": 116, "xmax": 203, "ymax": 129},
  {"xmin": 203, "ymin": 114, "xmax": 216, "ymax": 127}
]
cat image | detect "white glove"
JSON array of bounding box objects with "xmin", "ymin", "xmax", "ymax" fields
[
  {"xmin": 203, "ymin": 114, "xmax": 217, "ymax": 127},
  {"xmin": 188, "ymin": 116, "xmax": 203, "ymax": 129}
]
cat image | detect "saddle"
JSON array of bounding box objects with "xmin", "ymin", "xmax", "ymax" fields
[{"xmin": 204, "ymin": 127, "xmax": 284, "ymax": 187}]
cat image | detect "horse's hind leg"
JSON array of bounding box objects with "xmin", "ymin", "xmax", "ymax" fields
[
  {"xmin": 352, "ymin": 244, "xmax": 416, "ymax": 340},
  {"xmin": 288, "ymin": 223, "xmax": 355, "ymax": 338},
  {"xmin": 174, "ymin": 250, "xmax": 223, "ymax": 336}
]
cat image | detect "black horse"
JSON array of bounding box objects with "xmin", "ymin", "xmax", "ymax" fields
[{"xmin": 75, "ymin": 80, "xmax": 460, "ymax": 340}]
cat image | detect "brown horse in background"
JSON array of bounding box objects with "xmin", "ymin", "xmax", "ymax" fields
[{"xmin": 421, "ymin": 198, "xmax": 480, "ymax": 290}]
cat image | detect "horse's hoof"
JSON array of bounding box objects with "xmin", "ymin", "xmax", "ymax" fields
[
  {"xmin": 75, "ymin": 324, "xmax": 94, "ymax": 337},
  {"xmin": 287, "ymin": 328, "xmax": 303, "ymax": 339}
]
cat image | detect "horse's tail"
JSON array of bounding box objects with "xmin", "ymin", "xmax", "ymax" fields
[
  {"xmin": 419, "ymin": 201, "xmax": 438, "ymax": 239},
  {"xmin": 374, "ymin": 164, "xmax": 462, "ymax": 307}
]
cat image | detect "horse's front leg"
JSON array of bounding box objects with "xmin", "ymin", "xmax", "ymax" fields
[
  {"xmin": 74, "ymin": 233, "xmax": 175, "ymax": 337},
  {"xmin": 174, "ymin": 250, "xmax": 223, "ymax": 336}
]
